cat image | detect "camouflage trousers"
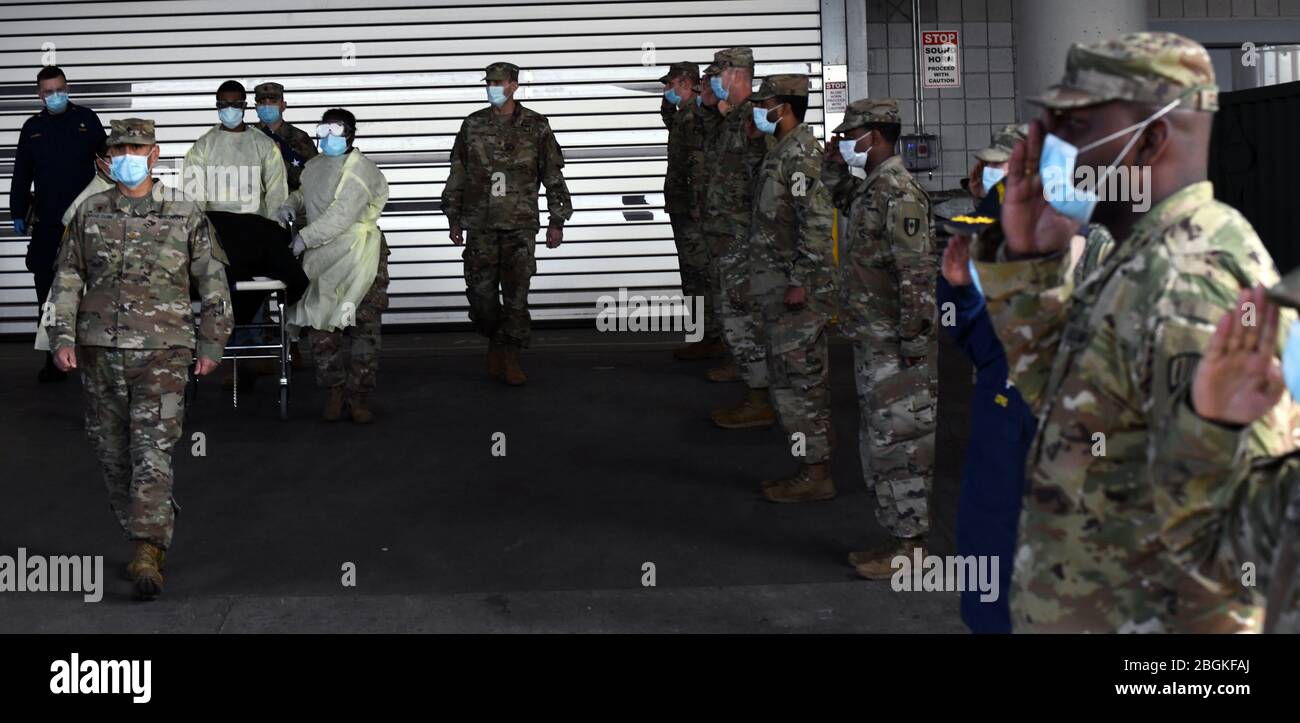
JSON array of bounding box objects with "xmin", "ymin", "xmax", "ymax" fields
[
  {"xmin": 854, "ymin": 337, "xmax": 938, "ymax": 538},
  {"xmin": 463, "ymin": 229, "xmax": 536, "ymax": 348},
  {"xmin": 310, "ymin": 247, "xmax": 389, "ymax": 392},
  {"xmin": 79, "ymin": 346, "xmax": 192, "ymax": 550},
  {"xmin": 670, "ymin": 213, "xmax": 718, "ymax": 339},
  {"xmin": 762, "ymin": 301, "xmax": 832, "ymax": 464},
  {"xmin": 707, "ymin": 232, "xmax": 767, "ymax": 388}
]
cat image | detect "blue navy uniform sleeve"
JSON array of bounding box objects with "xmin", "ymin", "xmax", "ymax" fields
[
  {"xmin": 9, "ymin": 117, "xmax": 35, "ymax": 223},
  {"xmin": 938, "ymin": 276, "xmax": 1008, "ymax": 374}
]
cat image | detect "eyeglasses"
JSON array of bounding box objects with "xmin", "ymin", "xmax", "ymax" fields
[
  {"xmin": 216, "ymin": 101, "xmax": 247, "ymax": 110},
  {"xmin": 316, "ymin": 123, "xmax": 349, "ymax": 138}
]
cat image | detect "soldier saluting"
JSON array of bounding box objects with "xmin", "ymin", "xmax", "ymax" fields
[
  {"xmin": 47, "ymin": 118, "xmax": 233, "ymax": 600},
  {"xmin": 441, "ymin": 61, "xmax": 573, "ymax": 386},
  {"xmin": 974, "ymin": 32, "xmax": 1296, "ymax": 633},
  {"xmin": 824, "ymin": 98, "xmax": 939, "ymax": 579}
]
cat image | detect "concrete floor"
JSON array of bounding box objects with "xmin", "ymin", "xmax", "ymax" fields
[{"xmin": 0, "ymin": 327, "xmax": 973, "ymax": 633}]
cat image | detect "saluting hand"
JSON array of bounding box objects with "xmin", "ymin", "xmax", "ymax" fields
[
  {"xmin": 1002, "ymin": 120, "xmax": 1078, "ymax": 257},
  {"xmin": 942, "ymin": 235, "xmax": 974, "ymax": 287},
  {"xmin": 1192, "ymin": 285, "xmax": 1287, "ymax": 426},
  {"xmin": 825, "ymin": 135, "xmax": 845, "ymax": 166}
]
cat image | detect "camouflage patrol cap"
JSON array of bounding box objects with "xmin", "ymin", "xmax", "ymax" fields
[
  {"xmin": 832, "ymin": 98, "xmax": 900, "ymax": 133},
  {"xmin": 750, "ymin": 74, "xmax": 809, "ymax": 102},
  {"xmin": 703, "ymin": 47, "xmax": 754, "ymax": 74},
  {"xmin": 484, "ymin": 62, "xmax": 520, "ymax": 82},
  {"xmin": 1031, "ymin": 31, "xmax": 1219, "ymax": 112},
  {"xmin": 106, "ymin": 118, "xmax": 156, "ymax": 146},
  {"xmin": 254, "ymin": 82, "xmax": 284, "ymax": 101},
  {"xmin": 658, "ymin": 61, "xmax": 700, "ymax": 84},
  {"xmin": 1267, "ymin": 267, "xmax": 1300, "ymax": 310},
  {"xmin": 974, "ymin": 123, "xmax": 1028, "ymax": 163}
]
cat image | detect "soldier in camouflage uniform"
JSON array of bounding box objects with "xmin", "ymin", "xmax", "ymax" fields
[
  {"xmin": 46, "ymin": 118, "xmax": 233, "ymax": 600},
  {"xmin": 972, "ymin": 32, "xmax": 1298, "ymax": 633},
  {"xmin": 701, "ymin": 48, "xmax": 776, "ymax": 429},
  {"xmin": 824, "ymin": 99, "xmax": 938, "ymax": 578},
  {"xmin": 441, "ymin": 61, "xmax": 573, "ymax": 386},
  {"xmin": 253, "ymin": 82, "xmax": 318, "ymax": 193},
  {"xmin": 740, "ymin": 75, "xmax": 839, "ymax": 502},
  {"xmin": 660, "ymin": 61, "xmax": 722, "ymax": 361},
  {"xmin": 695, "ymin": 68, "xmax": 731, "ymax": 379},
  {"xmin": 1147, "ymin": 280, "xmax": 1300, "ymax": 633}
]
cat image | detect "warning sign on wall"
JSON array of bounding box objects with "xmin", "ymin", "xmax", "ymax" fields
[
  {"xmin": 824, "ymin": 80, "xmax": 847, "ymax": 113},
  {"xmin": 921, "ymin": 30, "xmax": 961, "ymax": 88}
]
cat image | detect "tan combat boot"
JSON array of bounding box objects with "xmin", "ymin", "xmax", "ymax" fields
[
  {"xmin": 127, "ymin": 542, "xmax": 166, "ymax": 600},
  {"xmin": 349, "ymin": 391, "xmax": 375, "ymax": 424},
  {"xmin": 673, "ymin": 337, "xmax": 726, "ymax": 361},
  {"xmin": 761, "ymin": 463, "xmax": 836, "ymax": 503},
  {"xmin": 851, "ymin": 536, "xmax": 926, "ymax": 580},
  {"xmin": 486, "ymin": 341, "xmax": 505, "ymax": 380},
  {"xmin": 710, "ymin": 388, "xmax": 776, "ymax": 429},
  {"xmin": 705, "ymin": 360, "xmax": 741, "ymax": 383},
  {"xmin": 322, "ymin": 387, "xmax": 346, "ymax": 422},
  {"xmin": 503, "ymin": 346, "xmax": 527, "ymax": 386}
]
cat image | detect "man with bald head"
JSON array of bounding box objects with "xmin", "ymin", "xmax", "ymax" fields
[{"xmin": 970, "ymin": 32, "xmax": 1298, "ymax": 633}]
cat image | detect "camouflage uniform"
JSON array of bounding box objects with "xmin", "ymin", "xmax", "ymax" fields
[
  {"xmin": 440, "ymin": 62, "xmax": 573, "ymax": 349},
  {"xmin": 749, "ymin": 76, "xmax": 836, "ymax": 463},
  {"xmin": 701, "ymin": 48, "xmax": 771, "ymax": 389},
  {"xmin": 1149, "ymin": 264, "xmax": 1300, "ymax": 634},
  {"xmin": 972, "ymin": 33, "xmax": 1297, "ymax": 633},
  {"xmin": 309, "ymin": 235, "xmax": 390, "ymax": 392},
  {"xmin": 252, "ymin": 82, "xmax": 318, "ymax": 192},
  {"xmin": 660, "ymin": 63, "xmax": 714, "ymax": 338},
  {"xmin": 45, "ymin": 119, "xmax": 233, "ymax": 550},
  {"xmin": 826, "ymin": 99, "xmax": 938, "ymax": 539}
]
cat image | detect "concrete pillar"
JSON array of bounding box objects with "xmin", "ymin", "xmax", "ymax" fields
[{"xmin": 1013, "ymin": 0, "xmax": 1147, "ymax": 119}]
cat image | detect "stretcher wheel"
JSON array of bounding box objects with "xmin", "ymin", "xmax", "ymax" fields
[{"xmin": 279, "ymin": 385, "xmax": 289, "ymax": 421}]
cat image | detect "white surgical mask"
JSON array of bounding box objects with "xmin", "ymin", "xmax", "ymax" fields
[
  {"xmin": 981, "ymin": 166, "xmax": 1006, "ymax": 194},
  {"xmin": 839, "ymin": 139, "xmax": 869, "ymax": 169}
]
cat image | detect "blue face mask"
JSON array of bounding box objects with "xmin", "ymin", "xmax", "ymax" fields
[
  {"xmin": 752, "ymin": 106, "xmax": 779, "ymax": 135},
  {"xmin": 664, "ymin": 88, "xmax": 682, "ymax": 105},
  {"xmin": 1284, "ymin": 321, "xmax": 1300, "ymax": 402},
  {"xmin": 218, "ymin": 107, "xmax": 244, "ymax": 129},
  {"xmin": 1039, "ymin": 97, "xmax": 1181, "ymax": 227},
  {"xmin": 709, "ymin": 75, "xmax": 729, "ymax": 102},
  {"xmin": 44, "ymin": 91, "xmax": 69, "ymax": 114},
  {"xmin": 487, "ymin": 85, "xmax": 508, "ymax": 108},
  {"xmin": 320, "ymin": 134, "xmax": 348, "ymax": 157},
  {"xmin": 110, "ymin": 153, "xmax": 150, "ymax": 188},
  {"xmin": 981, "ymin": 166, "xmax": 1006, "ymax": 194},
  {"xmin": 256, "ymin": 105, "xmax": 282, "ymax": 125}
]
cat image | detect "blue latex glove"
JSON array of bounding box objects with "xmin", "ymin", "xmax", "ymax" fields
[{"xmin": 13, "ymin": 219, "xmax": 27, "ymax": 235}]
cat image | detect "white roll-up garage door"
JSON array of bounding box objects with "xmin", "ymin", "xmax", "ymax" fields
[{"xmin": 0, "ymin": 0, "xmax": 824, "ymax": 334}]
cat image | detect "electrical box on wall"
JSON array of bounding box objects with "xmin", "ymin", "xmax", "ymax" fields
[{"xmin": 899, "ymin": 133, "xmax": 940, "ymax": 172}]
